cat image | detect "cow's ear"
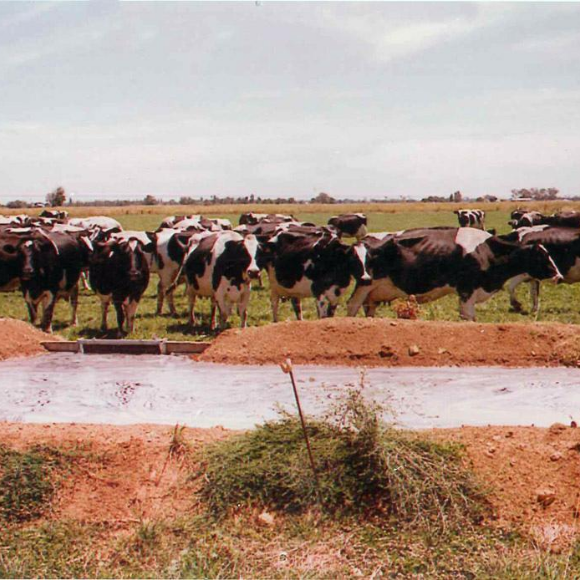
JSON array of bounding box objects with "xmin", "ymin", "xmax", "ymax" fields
[
  {"xmin": 143, "ymin": 241, "xmax": 155, "ymax": 253},
  {"xmin": 453, "ymin": 210, "xmax": 459, "ymax": 215}
]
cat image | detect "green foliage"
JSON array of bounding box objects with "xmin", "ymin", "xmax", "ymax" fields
[
  {"xmin": 0, "ymin": 446, "xmax": 64, "ymax": 522},
  {"xmin": 200, "ymin": 389, "xmax": 487, "ymax": 529}
]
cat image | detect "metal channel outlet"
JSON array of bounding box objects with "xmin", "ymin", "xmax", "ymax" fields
[{"xmin": 41, "ymin": 340, "xmax": 211, "ymax": 355}]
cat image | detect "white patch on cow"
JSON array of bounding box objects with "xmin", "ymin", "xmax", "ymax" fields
[
  {"xmin": 352, "ymin": 243, "xmax": 371, "ymax": 280},
  {"xmin": 24, "ymin": 240, "xmax": 33, "ymax": 247},
  {"xmin": 242, "ymin": 234, "xmax": 260, "ymax": 274},
  {"xmin": 80, "ymin": 236, "xmax": 94, "ymax": 252},
  {"xmin": 537, "ymin": 243, "xmax": 563, "ymax": 281},
  {"xmin": 516, "ymin": 225, "xmax": 550, "ymax": 241},
  {"xmin": 128, "ymin": 239, "xmax": 138, "ymax": 252},
  {"xmin": 455, "ymin": 227, "xmax": 492, "ymax": 255}
]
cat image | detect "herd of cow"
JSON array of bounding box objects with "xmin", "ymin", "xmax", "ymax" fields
[{"xmin": 1, "ymin": 207, "xmax": 580, "ymax": 335}]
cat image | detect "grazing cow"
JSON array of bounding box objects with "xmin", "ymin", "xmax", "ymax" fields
[
  {"xmin": 501, "ymin": 226, "xmax": 580, "ymax": 313},
  {"xmin": 181, "ymin": 231, "xmax": 260, "ymax": 328},
  {"xmin": 238, "ymin": 212, "xmax": 295, "ymax": 226},
  {"xmin": 69, "ymin": 216, "xmax": 122, "ymax": 231},
  {"xmin": 40, "ymin": 209, "xmax": 69, "ymax": 220},
  {"xmin": 15, "ymin": 231, "xmax": 89, "ymax": 331},
  {"xmin": 454, "ymin": 209, "xmax": 485, "ymax": 230},
  {"xmin": 260, "ymin": 231, "xmax": 370, "ymax": 321},
  {"xmin": 327, "ymin": 213, "xmax": 368, "ymax": 240},
  {"xmin": 509, "ymin": 210, "xmax": 545, "ymax": 229},
  {"xmin": 89, "ymin": 237, "xmax": 153, "ymax": 335},
  {"xmin": 545, "ymin": 211, "xmax": 580, "ymax": 228},
  {"xmin": 347, "ymin": 227, "xmax": 562, "ymax": 321}
]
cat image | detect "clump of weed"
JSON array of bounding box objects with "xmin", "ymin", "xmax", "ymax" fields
[
  {"xmin": 199, "ymin": 383, "xmax": 487, "ymax": 529},
  {"xmin": 168, "ymin": 424, "xmax": 189, "ymax": 460},
  {"xmin": 0, "ymin": 445, "xmax": 65, "ymax": 522}
]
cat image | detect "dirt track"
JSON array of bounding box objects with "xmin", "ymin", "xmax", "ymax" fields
[{"xmin": 199, "ymin": 318, "xmax": 580, "ymax": 367}]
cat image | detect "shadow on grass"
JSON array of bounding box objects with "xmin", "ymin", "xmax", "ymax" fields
[{"xmin": 76, "ymin": 328, "xmax": 123, "ymax": 339}]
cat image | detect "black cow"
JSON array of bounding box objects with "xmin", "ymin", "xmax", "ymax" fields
[
  {"xmin": 454, "ymin": 209, "xmax": 485, "ymax": 230},
  {"xmin": 327, "ymin": 213, "xmax": 368, "ymax": 240},
  {"xmin": 89, "ymin": 237, "xmax": 153, "ymax": 335},
  {"xmin": 15, "ymin": 231, "xmax": 89, "ymax": 332},
  {"xmin": 260, "ymin": 231, "xmax": 370, "ymax": 321},
  {"xmin": 501, "ymin": 226, "xmax": 580, "ymax": 313},
  {"xmin": 347, "ymin": 227, "xmax": 562, "ymax": 321}
]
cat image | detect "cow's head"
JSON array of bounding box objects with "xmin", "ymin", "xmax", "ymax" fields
[
  {"xmin": 18, "ymin": 234, "xmax": 59, "ymax": 281},
  {"xmin": 242, "ymin": 234, "xmax": 261, "ymax": 278},
  {"xmin": 520, "ymin": 243, "xmax": 563, "ymax": 283},
  {"xmin": 103, "ymin": 239, "xmax": 152, "ymax": 281}
]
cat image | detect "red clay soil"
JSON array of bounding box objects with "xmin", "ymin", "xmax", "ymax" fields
[
  {"xmin": 0, "ymin": 318, "xmax": 59, "ymax": 361},
  {"xmin": 199, "ymin": 318, "xmax": 580, "ymax": 367},
  {"xmin": 0, "ymin": 423, "xmax": 229, "ymax": 524},
  {"xmin": 2, "ymin": 422, "xmax": 580, "ymax": 548}
]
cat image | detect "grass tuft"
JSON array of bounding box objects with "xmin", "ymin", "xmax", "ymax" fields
[
  {"xmin": 199, "ymin": 388, "xmax": 487, "ymax": 529},
  {"xmin": 0, "ymin": 445, "xmax": 65, "ymax": 522}
]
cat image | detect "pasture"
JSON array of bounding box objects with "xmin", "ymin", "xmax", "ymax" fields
[{"xmin": 2, "ymin": 201, "xmax": 580, "ymax": 341}]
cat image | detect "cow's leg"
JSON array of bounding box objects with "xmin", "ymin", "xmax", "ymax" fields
[
  {"xmin": 217, "ymin": 297, "xmax": 233, "ymax": 329},
  {"xmin": 186, "ymin": 286, "xmax": 197, "ymax": 327},
  {"xmin": 364, "ymin": 299, "xmax": 379, "ymax": 317},
  {"xmin": 40, "ymin": 292, "xmax": 57, "ymax": 333},
  {"xmin": 114, "ymin": 300, "xmax": 126, "ymax": 336},
  {"xmin": 238, "ymin": 285, "xmax": 251, "ymax": 328},
  {"xmin": 316, "ymin": 296, "xmax": 330, "ymax": 318},
  {"xmin": 156, "ymin": 280, "xmax": 165, "ymax": 316},
  {"xmin": 459, "ymin": 294, "xmax": 477, "ymax": 321},
  {"xmin": 125, "ymin": 299, "xmax": 139, "ymax": 334},
  {"xmin": 270, "ymin": 290, "xmax": 281, "ymax": 322},
  {"xmin": 530, "ymin": 280, "xmax": 541, "ymax": 314},
  {"xmin": 99, "ymin": 296, "xmax": 110, "ymax": 331},
  {"xmin": 69, "ymin": 285, "xmax": 79, "ymax": 327},
  {"xmin": 507, "ymin": 274, "xmax": 529, "ymax": 313},
  {"xmin": 24, "ymin": 292, "xmax": 38, "ymax": 325},
  {"xmin": 209, "ymin": 299, "xmax": 218, "ymax": 330},
  {"xmin": 347, "ymin": 284, "xmax": 374, "ymax": 317},
  {"xmin": 290, "ymin": 298, "xmax": 302, "ymax": 320},
  {"xmin": 166, "ymin": 287, "xmax": 178, "ymax": 317}
]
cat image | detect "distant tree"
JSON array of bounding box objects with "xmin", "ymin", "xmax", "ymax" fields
[
  {"xmin": 452, "ymin": 190, "xmax": 463, "ymax": 203},
  {"xmin": 46, "ymin": 186, "xmax": 66, "ymax": 207},
  {"xmin": 6, "ymin": 199, "xmax": 29, "ymax": 209},
  {"xmin": 310, "ymin": 192, "xmax": 336, "ymax": 204},
  {"xmin": 511, "ymin": 188, "xmax": 559, "ymax": 201},
  {"xmin": 143, "ymin": 194, "xmax": 158, "ymax": 206}
]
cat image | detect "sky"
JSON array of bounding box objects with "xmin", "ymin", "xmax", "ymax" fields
[{"xmin": 1, "ymin": 1, "xmax": 579, "ymax": 202}]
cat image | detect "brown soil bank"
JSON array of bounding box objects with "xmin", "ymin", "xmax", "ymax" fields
[
  {"xmin": 0, "ymin": 318, "xmax": 58, "ymax": 361},
  {"xmin": 199, "ymin": 318, "xmax": 580, "ymax": 367},
  {"xmin": 2, "ymin": 422, "xmax": 580, "ymax": 542}
]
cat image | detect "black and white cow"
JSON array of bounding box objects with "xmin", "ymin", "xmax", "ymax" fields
[
  {"xmin": 89, "ymin": 237, "xmax": 153, "ymax": 335},
  {"xmin": 15, "ymin": 231, "xmax": 90, "ymax": 331},
  {"xmin": 69, "ymin": 216, "xmax": 123, "ymax": 231},
  {"xmin": 40, "ymin": 209, "xmax": 69, "ymax": 220},
  {"xmin": 181, "ymin": 231, "xmax": 260, "ymax": 329},
  {"xmin": 260, "ymin": 231, "xmax": 370, "ymax": 321},
  {"xmin": 238, "ymin": 212, "xmax": 295, "ymax": 226},
  {"xmin": 327, "ymin": 213, "xmax": 368, "ymax": 240},
  {"xmin": 500, "ymin": 226, "xmax": 580, "ymax": 313},
  {"xmin": 509, "ymin": 210, "xmax": 545, "ymax": 229},
  {"xmin": 149, "ymin": 228, "xmax": 212, "ymax": 316},
  {"xmin": 347, "ymin": 227, "xmax": 562, "ymax": 321},
  {"xmin": 454, "ymin": 209, "xmax": 485, "ymax": 230}
]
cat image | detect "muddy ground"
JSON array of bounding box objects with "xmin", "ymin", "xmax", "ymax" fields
[{"xmin": 199, "ymin": 318, "xmax": 580, "ymax": 367}]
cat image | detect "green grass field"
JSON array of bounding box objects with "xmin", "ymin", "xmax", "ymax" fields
[{"xmin": 2, "ymin": 206, "xmax": 580, "ymax": 341}]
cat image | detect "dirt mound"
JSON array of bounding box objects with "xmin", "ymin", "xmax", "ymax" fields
[
  {"xmin": 199, "ymin": 318, "xmax": 580, "ymax": 367},
  {"xmin": 0, "ymin": 318, "xmax": 59, "ymax": 361},
  {"xmin": 2, "ymin": 422, "xmax": 580, "ymax": 546}
]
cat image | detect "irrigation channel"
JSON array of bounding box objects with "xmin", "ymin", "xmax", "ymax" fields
[{"xmin": 1, "ymin": 354, "xmax": 580, "ymax": 429}]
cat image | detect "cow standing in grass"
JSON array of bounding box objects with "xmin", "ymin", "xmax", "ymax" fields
[
  {"xmin": 89, "ymin": 236, "xmax": 153, "ymax": 335},
  {"xmin": 181, "ymin": 231, "xmax": 260, "ymax": 329},
  {"xmin": 347, "ymin": 227, "xmax": 563, "ymax": 321}
]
